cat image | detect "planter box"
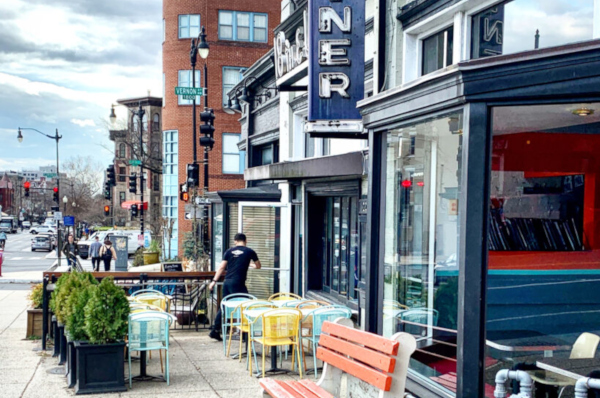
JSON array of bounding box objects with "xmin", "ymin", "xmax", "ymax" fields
[
  {"xmin": 143, "ymin": 252, "xmax": 159, "ymax": 265},
  {"xmin": 52, "ymin": 317, "xmax": 60, "ymax": 358},
  {"xmin": 26, "ymin": 309, "xmax": 43, "ymax": 339},
  {"xmin": 74, "ymin": 341, "xmax": 126, "ymax": 395},
  {"xmin": 57, "ymin": 323, "xmax": 66, "ymax": 365}
]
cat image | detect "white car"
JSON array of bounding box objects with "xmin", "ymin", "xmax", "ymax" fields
[{"xmin": 30, "ymin": 225, "xmax": 56, "ymax": 235}]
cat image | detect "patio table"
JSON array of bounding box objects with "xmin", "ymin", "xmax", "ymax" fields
[{"xmin": 536, "ymin": 357, "xmax": 600, "ymax": 381}]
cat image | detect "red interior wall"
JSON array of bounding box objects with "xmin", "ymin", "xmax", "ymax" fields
[{"xmin": 490, "ymin": 132, "xmax": 600, "ymax": 269}]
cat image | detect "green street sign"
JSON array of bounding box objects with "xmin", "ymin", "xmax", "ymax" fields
[
  {"xmin": 128, "ymin": 159, "xmax": 142, "ymax": 166},
  {"xmin": 43, "ymin": 173, "xmax": 57, "ymax": 178},
  {"xmin": 175, "ymin": 86, "xmax": 206, "ymax": 100}
]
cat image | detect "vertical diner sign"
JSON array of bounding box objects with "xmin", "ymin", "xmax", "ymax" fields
[{"xmin": 308, "ymin": 0, "xmax": 364, "ymax": 133}]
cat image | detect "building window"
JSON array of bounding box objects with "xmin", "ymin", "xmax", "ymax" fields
[
  {"xmin": 153, "ymin": 113, "xmax": 160, "ymax": 132},
  {"xmin": 119, "ymin": 143, "xmax": 126, "ymax": 158},
  {"xmin": 162, "ymin": 130, "xmax": 179, "ymax": 259},
  {"xmin": 383, "ymin": 112, "xmax": 463, "ymax": 391},
  {"xmin": 222, "ymin": 133, "xmax": 245, "ymax": 174},
  {"xmin": 178, "ymin": 70, "xmax": 201, "ymax": 105},
  {"xmin": 422, "ymin": 26, "xmax": 453, "ymax": 75},
  {"xmin": 142, "ymin": 113, "xmax": 148, "ymax": 132},
  {"xmin": 471, "ymin": 0, "xmax": 593, "ymax": 59},
  {"xmin": 118, "ymin": 167, "xmax": 126, "ymax": 182},
  {"xmin": 222, "ymin": 67, "xmax": 247, "ymax": 106},
  {"xmin": 153, "ymin": 175, "xmax": 159, "ymax": 191},
  {"xmin": 179, "ymin": 14, "xmax": 200, "ymax": 39},
  {"xmin": 261, "ymin": 145, "xmax": 273, "ymax": 165},
  {"xmin": 218, "ymin": 11, "xmax": 268, "ymax": 42},
  {"xmin": 119, "ymin": 192, "xmax": 125, "ymax": 204}
]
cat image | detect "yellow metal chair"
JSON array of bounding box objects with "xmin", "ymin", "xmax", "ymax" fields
[
  {"xmin": 248, "ymin": 308, "xmax": 303, "ymax": 379},
  {"xmin": 134, "ymin": 294, "xmax": 169, "ymax": 312},
  {"xmin": 268, "ymin": 292, "xmax": 302, "ymax": 302},
  {"xmin": 226, "ymin": 301, "xmax": 275, "ymax": 362}
]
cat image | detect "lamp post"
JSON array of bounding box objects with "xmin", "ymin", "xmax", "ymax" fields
[{"xmin": 17, "ymin": 127, "xmax": 63, "ymax": 265}]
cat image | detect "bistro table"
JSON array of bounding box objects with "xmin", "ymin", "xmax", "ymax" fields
[
  {"xmin": 486, "ymin": 331, "xmax": 571, "ymax": 357},
  {"xmin": 244, "ymin": 307, "xmax": 315, "ymax": 377},
  {"xmin": 536, "ymin": 357, "xmax": 600, "ymax": 381}
]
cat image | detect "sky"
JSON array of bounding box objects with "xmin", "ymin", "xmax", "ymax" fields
[{"xmin": 0, "ymin": 0, "xmax": 162, "ymax": 172}]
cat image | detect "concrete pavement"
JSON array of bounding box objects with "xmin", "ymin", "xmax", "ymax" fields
[{"xmin": 0, "ymin": 284, "xmax": 302, "ymax": 398}]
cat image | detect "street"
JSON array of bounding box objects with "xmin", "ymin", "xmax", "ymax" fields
[{"xmin": 0, "ymin": 230, "xmax": 92, "ymax": 282}]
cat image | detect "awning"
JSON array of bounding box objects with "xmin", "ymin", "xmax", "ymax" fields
[{"xmin": 120, "ymin": 201, "xmax": 148, "ymax": 210}]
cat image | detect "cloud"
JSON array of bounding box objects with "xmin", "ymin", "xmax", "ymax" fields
[{"xmin": 71, "ymin": 119, "xmax": 96, "ymax": 128}]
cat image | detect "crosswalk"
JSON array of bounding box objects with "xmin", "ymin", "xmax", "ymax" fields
[{"xmin": 6, "ymin": 256, "xmax": 46, "ymax": 261}]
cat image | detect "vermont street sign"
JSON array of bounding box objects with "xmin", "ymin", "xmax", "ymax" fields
[
  {"xmin": 175, "ymin": 87, "xmax": 207, "ymax": 100},
  {"xmin": 128, "ymin": 159, "xmax": 142, "ymax": 166}
]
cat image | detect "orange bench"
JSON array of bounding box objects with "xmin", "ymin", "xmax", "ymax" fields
[{"xmin": 259, "ymin": 317, "xmax": 416, "ymax": 398}]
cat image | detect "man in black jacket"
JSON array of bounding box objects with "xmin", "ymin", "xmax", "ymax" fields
[
  {"xmin": 208, "ymin": 233, "xmax": 261, "ymax": 341},
  {"xmin": 62, "ymin": 234, "xmax": 79, "ymax": 268}
]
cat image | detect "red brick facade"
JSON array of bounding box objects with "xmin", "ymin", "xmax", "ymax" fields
[{"xmin": 162, "ymin": 0, "xmax": 280, "ymax": 254}]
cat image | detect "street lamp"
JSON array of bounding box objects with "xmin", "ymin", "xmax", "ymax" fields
[{"xmin": 189, "ymin": 25, "xmax": 210, "ymax": 164}]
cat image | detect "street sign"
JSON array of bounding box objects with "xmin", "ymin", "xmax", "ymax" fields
[
  {"xmin": 53, "ymin": 212, "xmax": 63, "ymax": 221},
  {"xmin": 43, "ymin": 173, "xmax": 57, "ymax": 178},
  {"xmin": 175, "ymin": 86, "xmax": 207, "ymax": 100},
  {"xmin": 195, "ymin": 196, "xmax": 211, "ymax": 205},
  {"xmin": 128, "ymin": 159, "xmax": 142, "ymax": 166},
  {"xmin": 138, "ymin": 234, "xmax": 144, "ymax": 247},
  {"xmin": 144, "ymin": 230, "xmax": 151, "ymax": 248},
  {"xmin": 63, "ymin": 216, "xmax": 75, "ymax": 226}
]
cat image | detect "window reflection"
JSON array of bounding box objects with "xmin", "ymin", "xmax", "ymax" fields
[{"xmin": 384, "ymin": 112, "xmax": 463, "ymax": 391}]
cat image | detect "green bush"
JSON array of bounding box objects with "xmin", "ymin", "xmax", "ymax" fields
[
  {"xmin": 28, "ymin": 283, "xmax": 43, "ymax": 309},
  {"xmin": 84, "ymin": 277, "xmax": 130, "ymax": 344},
  {"xmin": 54, "ymin": 272, "xmax": 98, "ymax": 325},
  {"xmin": 66, "ymin": 284, "xmax": 96, "ymax": 341},
  {"xmin": 50, "ymin": 273, "xmax": 69, "ymax": 314}
]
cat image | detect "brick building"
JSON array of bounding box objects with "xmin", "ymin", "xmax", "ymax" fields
[
  {"xmin": 0, "ymin": 174, "xmax": 14, "ymax": 214},
  {"xmin": 162, "ymin": 0, "xmax": 281, "ymax": 258}
]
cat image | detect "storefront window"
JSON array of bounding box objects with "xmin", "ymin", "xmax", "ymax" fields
[
  {"xmin": 383, "ymin": 111, "xmax": 463, "ymax": 391},
  {"xmin": 472, "ymin": 0, "xmax": 593, "ymax": 59},
  {"xmin": 212, "ymin": 203, "xmax": 223, "ymax": 269},
  {"xmin": 485, "ymin": 103, "xmax": 600, "ymax": 392}
]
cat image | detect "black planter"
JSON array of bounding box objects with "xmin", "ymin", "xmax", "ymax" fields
[
  {"xmin": 74, "ymin": 341, "xmax": 126, "ymax": 395},
  {"xmin": 66, "ymin": 339, "xmax": 77, "ymax": 388},
  {"xmin": 58, "ymin": 324, "xmax": 67, "ymax": 365},
  {"xmin": 52, "ymin": 317, "xmax": 60, "ymax": 358}
]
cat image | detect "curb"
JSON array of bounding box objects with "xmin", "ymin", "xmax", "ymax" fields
[{"xmin": 0, "ymin": 279, "xmax": 42, "ymax": 284}]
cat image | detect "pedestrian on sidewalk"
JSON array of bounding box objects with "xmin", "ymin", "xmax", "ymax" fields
[
  {"xmin": 89, "ymin": 236, "xmax": 102, "ymax": 272},
  {"xmin": 0, "ymin": 231, "xmax": 6, "ymax": 250},
  {"xmin": 62, "ymin": 234, "xmax": 79, "ymax": 268},
  {"xmin": 208, "ymin": 233, "xmax": 261, "ymax": 341},
  {"xmin": 99, "ymin": 239, "xmax": 117, "ymax": 272}
]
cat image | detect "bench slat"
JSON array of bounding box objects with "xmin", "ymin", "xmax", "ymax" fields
[
  {"xmin": 317, "ymin": 347, "xmax": 392, "ymax": 391},
  {"xmin": 321, "ymin": 321, "xmax": 399, "ymax": 356},
  {"xmin": 319, "ymin": 334, "xmax": 396, "ymax": 373},
  {"xmin": 260, "ymin": 379, "xmax": 298, "ymax": 398},
  {"xmin": 298, "ymin": 380, "xmax": 334, "ymax": 398},
  {"xmin": 287, "ymin": 381, "xmax": 321, "ymax": 398}
]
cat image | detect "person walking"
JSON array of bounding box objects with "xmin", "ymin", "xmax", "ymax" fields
[
  {"xmin": 0, "ymin": 231, "xmax": 7, "ymax": 250},
  {"xmin": 62, "ymin": 234, "xmax": 79, "ymax": 268},
  {"xmin": 208, "ymin": 233, "xmax": 261, "ymax": 341},
  {"xmin": 99, "ymin": 239, "xmax": 117, "ymax": 272},
  {"xmin": 89, "ymin": 235, "xmax": 103, "ymax": 272}
]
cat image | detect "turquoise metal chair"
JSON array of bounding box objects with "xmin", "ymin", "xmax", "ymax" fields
[
  {"xmin": 131, "ymin": 289, "xmax": 165, "ymax": 296},
  {"xmin": 302, "ymin": 306, "xmax": 352, "ymax": 378},
  {"xmin": 398, "ymin": 308, "xmax": 439, "ymax": 336},
  {"xmin": 128, "ymin": 311, "xmax": 176, "ymax": 387},
  {"xmin": 280, "ymin": 299, "xmax": 305, "ymax": 308},
  {"xmin": 220, "ymin": 293, "xmax": 256, "ymax": 355}
]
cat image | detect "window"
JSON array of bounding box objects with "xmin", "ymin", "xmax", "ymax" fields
[
  {"xmin": 178, "ymin": 70, "xmax": 202, "ymax": 105},
  {"xmin": 162, "ymin": 130, "xmax": 178, "ymax": 259},
  {"xmin": 118, "ymin": 167, "xmax": 126, "ymax": 182},
  {"xmin": 119, "ymin": 192, "xmax": 125, "ymax": 204},
  {"xmin": 179, "ymin": 14, "xmax": 200, "ymax": 39},
  {"xmin": 152, "ymin": 113, "xmax": 160, "ymax": 132},
  {"xmin": 142, "ymin": 113, "xmax": 148, "ymax": 132},
  {"xmin": 383, "ymin": 112, "xmax": 463, "ymax": 392},
  {"xmin": 153, "ymin": 175, "xmax": 159, "ymax": 191},
  {"xmin": 218, "ymin": 11, "xmax": 268, "ymax": 42},
  {"xmin": 261, "ymin": 145, "xmax": 273, "ymax": 165},
  {"xmin": 222, "ymin": 133, "xmax": 245, "ymax": 174},
  {"xmin": 422, "ymin": 26, "xmax": 453, "ymax": 75},
  {"xmin": 471, "ymin": 0, "xmax": 593, "ymax": 59},
  {"xmin": 119, "ymin": 143, "xmax": 126, "ymax": 158},
  {"xmin": 222, "ymin": 67, "xmax": 247, "ymax": 106}
]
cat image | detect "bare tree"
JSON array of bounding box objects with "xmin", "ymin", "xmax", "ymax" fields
[
  {"xmin": 61, "ymin": 156, "xmax": 105, "ymax": 224},
  {"xmin": 160, "ymin": 217, "xmax": 176, "ymax": 260}
]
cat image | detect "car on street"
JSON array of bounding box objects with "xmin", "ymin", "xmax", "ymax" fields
[
  {"xmin": 30, "ymin": 225, "xmax": 56, "ymax": 235},
  {"xmin": 78, "ymin": 229, "xmax": 141, "ymax": 259},
  {"xmin": 31, "ymin": 235, "xmax": 53, "ymax": 252},
  {"xmin": 22, "ymin": 221, "xmax": 31, "ymax": 229}
]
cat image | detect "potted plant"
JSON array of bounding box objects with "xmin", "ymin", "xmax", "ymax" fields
[
  {"xmin": 26, "ymin": 283, "xmax": 43, "ymax": 339},
  {"xmin": 74, "ymin": 276, "xmax": 129, "ymax": 394},
  {"xmin": 143, "ymin": 239, "xmax": 160, "ymax": 265}
]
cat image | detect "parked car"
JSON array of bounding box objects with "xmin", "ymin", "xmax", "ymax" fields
[
  {"xmin": 77, "ymin": 230, "xmax": 141, "ymax": 259},
  {"xmin": 31, "ymin": 235, "xmax": 53, "ymax": 252},
  {"xmin": 22, "ymin": 221, "xmax": 31, "ymax": 229},
  {"xmin": 38, "ymin": 233, "xmax": 57, "ymax": 249},
  {"xmin": 30, "ymin": 225, "xmax": 56, "ymax": 235}
]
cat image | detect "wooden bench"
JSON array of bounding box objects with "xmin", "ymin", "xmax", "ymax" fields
[{"xmin": 260, "ymin": 317, "xmax": 417, "ymax": 398}]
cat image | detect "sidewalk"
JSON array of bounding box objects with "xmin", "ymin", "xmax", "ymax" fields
[{"xmin": 0, "ymin": 287, "xmax": 300, "ymax": 397}]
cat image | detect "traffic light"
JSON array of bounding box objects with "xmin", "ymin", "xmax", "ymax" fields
[
  {"xmin": 104, "ymin": 181, "xmax": 112, "ymax": 200},
  {"xmin": 103, "ymin": 205, "xmax": 110, "ymax": 216},
  {"xmin": 180, "ymin": 183, "xmax": 189, "ymax": 202},
  {"xmin": 107, "ymin": 164, "xmax": 116, "ymax": 186},
  {"xmin": 129, "ymin": 173, "xmax": 137, "ymax": 194},
  {"xmin": 131, "ymin": 204, "xmax": 138, "ymax": 217},
  {"xmin": 186, "ymin": 164, "xmax": 199, "ymax": 187},
  {"xmin": 53, "ymin": 187, "xmax": 59, "ymax": 202},
  {"xmin": 200, "ymin": 108, "xmax": 215, "ymax": 149},
  {"xmin": 24, "ymin": 181, "xmax": 30, "ymax": 197}
]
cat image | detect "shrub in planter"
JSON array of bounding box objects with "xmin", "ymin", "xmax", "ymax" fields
[
  {"xmin": 26, "ymin": 284, "xmax": 44, "ymax": 339},
  {"xmin": 75, "ymin": 277, "xmax": 129, "ymax": 394}
]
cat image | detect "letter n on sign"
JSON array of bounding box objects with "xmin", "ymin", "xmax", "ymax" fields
[{"xmin": 308, "ymin": 0, "xmax": 365, "ymax": 125}]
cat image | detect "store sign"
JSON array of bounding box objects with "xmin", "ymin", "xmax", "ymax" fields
[
  {"xmin": 474, "ymin": 6, "xmax": 504, "ymax": 58},
  {"xmin": 274, "ymin": 11, "xmax": 308, "ymax": 80},
  {"xmin": 307, "ymin": 0, "xmax": 365, "ymax": 134}
]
